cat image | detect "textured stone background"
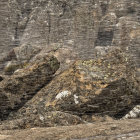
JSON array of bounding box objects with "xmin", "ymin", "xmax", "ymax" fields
[
  {"xmin": 0, "ymin": 0, "xmax": 139, "ymax": 57},
  {"xmin": 0, "ymin": 0, "xmax": 139, "ymax": 79},
  {"xmin": 0, "ymin": 1, "xmax": 140, "ymax": 139}
]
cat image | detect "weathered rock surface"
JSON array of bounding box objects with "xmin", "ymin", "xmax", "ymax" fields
[
  {"xmin": 0, "ymin": 0, "xmax": 139, "ymax": 76},
  {"xmin": 0, "ymin": 55, "xmax": 60, "ymax": 120},
  {"xmin": 0, "ymin": 0, "xmax": 139, "ymax": 138},
  {"xmin": 0, "ymin": 48, "xmax": 138, "ymax": 129}
]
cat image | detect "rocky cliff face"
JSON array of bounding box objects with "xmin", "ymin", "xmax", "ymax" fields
[
  {"xmin": 0, "ymin": 0, "xmax": 140, "ymax": 137},
  {"xmin": 0, "ymin": 0, "xmax": 139, "ymax": 73}
]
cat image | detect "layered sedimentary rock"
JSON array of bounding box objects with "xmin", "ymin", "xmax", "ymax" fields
[
  {"xmin": 0, "ymin": 0, "xmax": 139, "ymax": 132},
  {"xmin": 0, "ymin": 55, "xmax": 59, "ymax": 120},
  {"xmin": 0, "ymin": 0, "xmax": 139, "ymax": 75},
  {"xmin": 0, "ymin": 48, "xmax": 138, "ymax": 129}
]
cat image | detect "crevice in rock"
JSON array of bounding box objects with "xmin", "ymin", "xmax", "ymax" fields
[
  {"xmin": 14, "ymin": 14, "xmax": 20, "ymax": 47},
  {"xmin": 0, "ymin": 76, "xmax": 3, "ymax": 82},
  {"xmin": 100, "ymin": 2, "xmax": 108, "ymax": 16}
]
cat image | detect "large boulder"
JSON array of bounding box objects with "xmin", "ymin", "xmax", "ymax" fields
[
  {"xmin": 0, "ymin": 0, "xmax": 139, "ymax": 130},
  {"xmin": 0, "ymin": 55, "xmax": 60, "ymax": 120},
  {"xmin": 36, "ymin": 48, "xmax": 139, "ymax": 118},
  {"xmin": 3, "ymin": 48, "xmax": 138, "ymax": 129}
]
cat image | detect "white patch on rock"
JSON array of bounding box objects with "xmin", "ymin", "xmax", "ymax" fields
[
  {"xmin": 56, "ymin": 91, "xmax": 71, "ymax": 100},
  {"xmin": 39, "ymin": 115, "xmax": 44, "ymax": 121},
  {"xmin": 116, "ymin": 23, "xmax": 121, "ymax": 27},
  {"xmin": 74, "ymin": 95, "xmax": 79, "ymax": 104},
  {"xmin": 6, "ymin": 61, "xmax": 12, "ymax": 67},
  {"xmin": 12, "ymin": 36, "xmax": 15, "ymax": 41},
  {"xmin": 110, "ymin": 12, "xmax": 116, "ymax": 17},
  {"xmin": 122, "ymin": 105, "xmax": 140, "ymax": 119},
  {"xmin": 133, "ymin": 25, "xmax": 137, "ymax": 29},
  {"xmin": 67, "ymin": 40, "xmax": 74, "ymax": 45},
  {"xmin": 14, "ymin": 69, "xmax": 22, "ymax": 74}
]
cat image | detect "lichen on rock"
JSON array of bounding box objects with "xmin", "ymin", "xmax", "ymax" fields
[{"xmin": 0, "ymin": 55, "xmax": 60, "ymax": 120}]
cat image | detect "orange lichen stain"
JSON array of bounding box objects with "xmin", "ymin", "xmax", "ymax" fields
[
  {"xmin": 79, "ymin": 96, "xmax": 89, "ymax": 103},
  {"xmin": 85, "ymin": 92, "xmax": 89, "ymax": 97},
  {"xmin": 70, "ymin": 81, "xmax": 77, "ymax": 90},
  {"xmin": 129, "ymin": 29, "xmax": 140, "ymax": 39},
  {"xmin": 46, "ymin": 100, "xmax": 57, "ymax": 107},
  {"xmin": 95, "ymin": 84, "xmax": 108, "ymax": 95},
  {"xmin": 27, "ymin": 63, "xmax": 39, "ymax": 72},
  {"xmin": 99, "ymin": 84, "xmax": 108, "ymax": 89},
  {"xmin": 77, "ymin": 74, "xmax": 86, "ymax": 83},
  {"xmin": 62, "ymin": 68, "xmax": 74, "ymax": 76},
  {"xmin": 93, "ymin": 81, "xmax": 102, "ymax": 84},
  {"xmin": 85, "ymin": 84, "xmax": 92, "ymax": 90},
  {"xmin": 95, "ymin": 89, "xmax": 102, "ymax": 95}
]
